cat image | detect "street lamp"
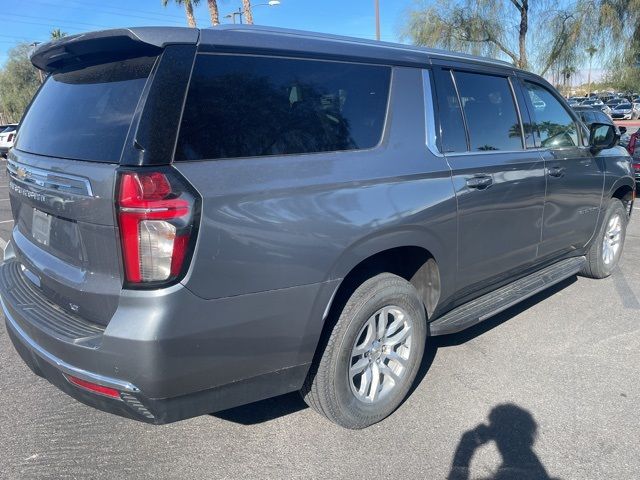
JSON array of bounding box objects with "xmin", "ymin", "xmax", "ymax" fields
[
  {"xmin": 224, "ymin": 1, "xmax": 280, "ymax": 24},
  {"xmin": 374, "ymin": 0, "xmax": 380, "ymax": 41},
  {"xmin": 29, "ymin": 42, "xmax": 44, "ymax": 84}
]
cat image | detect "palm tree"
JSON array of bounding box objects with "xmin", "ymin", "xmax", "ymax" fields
[
  {"xmin": 561, "ymin": 65, "xmax": 576, "ymax": 96},
  {"xmin": 586, "ymin": 45, "xmax": 597, "ymax": 95},
  {"xmin": 207, "ymin": 0, "xmax": 220, "ymax": 26},
  {"xmin": 50, "ymin": 28, "xmax": 67, "ymax": 40},
  {"xmin": 161, "ymin": 0, "xmax": 199, "ymax": 28},
  {"xmin": 242, "ymin": 0, "xmax": 254, "ymax": 24}
]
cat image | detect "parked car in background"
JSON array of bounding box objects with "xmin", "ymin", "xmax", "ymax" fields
[
  {"xmin": 572, "ymin": 105, "xmax": 617, "ymax": 130},
  {"xmin": 572, "ymin": 105, "xmax": 627, "ymax": 139},
  {"xmin": 0, "ymin": 124, "xmax": 18, "ymax": 157},
  {"xmin": 1, "ymin": 26, "xmax": 635, "ymax": 430},
  {"xmin": 581, "ymin": 98, "xmax": 604, "ymax": 107},
  {"xmin": 611, "ymin": 102, "xmax": 637, "ymax": 120},
  {"xmin": 607, "ymin": 98, "xmax": 630, "ymax": 108}
]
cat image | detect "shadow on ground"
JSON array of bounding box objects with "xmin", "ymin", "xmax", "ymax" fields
[
  {"xmin": 447, "ymin": 403, "xmax": 559, "ymax": 480},
  {"xmin": 212, "ymin": 391, "xmax": 308, "ymax": 425}
]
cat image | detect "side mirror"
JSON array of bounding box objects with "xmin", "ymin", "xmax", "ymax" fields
[
  {"xmin": 589, "ymin": 123, "xmax": 618, "ymax": 152},
  {"xmin": 619, "ymin": 126, "xmax": 627, "ymax": 135}
]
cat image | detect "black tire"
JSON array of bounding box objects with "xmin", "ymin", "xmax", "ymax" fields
[
  {"xmin": 581, "ymin": 198, "xmax": 628, "ymax": 279},
  {"xmin": 301, "ymin": 273, "xmax": 426, "ymax": 429}
]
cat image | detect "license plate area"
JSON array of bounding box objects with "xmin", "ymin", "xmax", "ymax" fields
[{"xmin": 32, "ymin": 208, "xmax": 52, "ymax": 246}]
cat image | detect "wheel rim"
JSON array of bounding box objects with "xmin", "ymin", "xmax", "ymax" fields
[
  {"xmin": 602, "ymin": 213, "xmax": 623, "ymax": 266},
  {"xmin": 348, "ymin": 305, "xmax": 413, "ymax": 404}
]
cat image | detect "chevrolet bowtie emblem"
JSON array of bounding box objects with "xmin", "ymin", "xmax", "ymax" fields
[{"xmin": 16, "ymin": 166, "xmax": 30, "ymax": 180}]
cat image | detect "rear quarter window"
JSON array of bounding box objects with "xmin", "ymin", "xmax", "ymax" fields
[
  {"xmin": 175, "ymin": 55, "xmax": 391, "ymax": 161},
  {"xmin": 16, "ymin": 56, "xmax": 156, "ymax": 163}
]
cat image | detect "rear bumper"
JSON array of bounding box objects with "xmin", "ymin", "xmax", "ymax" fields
[{"xmin": 1, "ymin": 257, "xmax": 338, "ymax": 423}]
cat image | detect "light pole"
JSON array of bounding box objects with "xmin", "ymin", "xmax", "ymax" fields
[
  {"xmin": 225, "ymin": 1, "xmax": 280, "ymax": 24},
  {"xmin": 374, "ymin": 0, "xmax": 380, "ymax": 41},
  {"xmin": 29, "ymin": 42, "xmax": 44, "ymax": 84}
]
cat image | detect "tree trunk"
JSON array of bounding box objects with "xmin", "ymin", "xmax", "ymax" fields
[
  {"xmin": 518, "ymin": 0, "xmax": 528, "ymax": 69},
  {"xmin": 207, "ymin": 0, "xmax": 220, "ymax": 25},
  {"xmin": 242, "ymin": 0, "xmax": 254, "ymax": 24},
  {"xmin": 184, "ymin": 0, "xmax": 197, "ymax": 28}
]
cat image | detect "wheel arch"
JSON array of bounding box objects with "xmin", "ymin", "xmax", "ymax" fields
[
  {"xmin": 610, "ymin": 178, "xmax": 635, "ymax": 215},
  {"xmin": 322, "ymin": 228, "xmax": 453, "ymax": 329}
]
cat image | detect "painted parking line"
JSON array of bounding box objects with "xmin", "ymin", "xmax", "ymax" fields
[{"xmin": 0, "ymin": 219, "xmax": 13, "ymax": 224}]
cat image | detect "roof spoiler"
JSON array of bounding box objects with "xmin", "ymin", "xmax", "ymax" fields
[{"xmin": 31, "ymin": 27, "xmax": 199, "ymax": 73}]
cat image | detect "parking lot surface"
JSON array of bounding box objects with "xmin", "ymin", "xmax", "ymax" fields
[{"xmin": 0, "ymin": 162, "xmax": 638, "ymax": 479}]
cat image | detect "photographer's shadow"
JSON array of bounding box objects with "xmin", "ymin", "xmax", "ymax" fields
[{"xmin": 448, "ymin": 404, "xmax": 558, "ymax": 480}]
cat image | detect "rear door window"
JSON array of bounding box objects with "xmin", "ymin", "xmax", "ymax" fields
[
  {"xmin": 16, "ymin": 56, "xmax": 156, "ymax": 163},
  {"xmin": 175, "ymin": 55, "xmax": 391, "ymax": 161},
  {"xmin": 453, "ymin": 71, "xmax": 523, "ymax": 151}
]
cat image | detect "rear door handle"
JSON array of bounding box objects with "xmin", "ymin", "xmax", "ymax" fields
[
  {"xmin": 466, "ymin": 175, "xmax": 493, "ymax": 190},
  {"xmin": 547, "ymin": 166, "xmax": 565, "ymax": 178}
]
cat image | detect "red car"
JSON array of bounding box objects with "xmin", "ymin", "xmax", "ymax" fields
[{"xmin": 626, "ymin": 131, "xmax": 640, "ymax": 183}]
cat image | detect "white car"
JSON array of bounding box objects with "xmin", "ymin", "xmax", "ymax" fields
[
  {"xmin": 610, "ymin": 103, "xmax": 637, "ymax": 120},
  {"xmin": 0, "ymin": 124, "xmax": 17, "ymax": 157}
]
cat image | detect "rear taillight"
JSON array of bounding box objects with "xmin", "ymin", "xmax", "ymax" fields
[
  {"xmin": 117, "ymin": 169, "xmax": 198, "ymax": 286},
  {"xmin": 7, "ymin": 133, "xmax": 14, "ymax": 142}
]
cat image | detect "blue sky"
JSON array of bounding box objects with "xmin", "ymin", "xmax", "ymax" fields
[{"xmin": 0, "ymin": 0, "xmax": 412, "ymax": 65}]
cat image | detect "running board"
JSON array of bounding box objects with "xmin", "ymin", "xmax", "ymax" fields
[{"xmin": 429, "ymin": 256, "xmax": 586, "ymax": 336}]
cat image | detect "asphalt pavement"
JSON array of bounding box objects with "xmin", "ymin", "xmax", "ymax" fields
[{"xmin": 0, "ymin": 160, "xmax": 639, "ymax": 479}]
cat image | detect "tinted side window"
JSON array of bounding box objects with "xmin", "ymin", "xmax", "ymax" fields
[
  {"xmin": 524, "ymin": 82, "xmax": 579, "ymax": 148},
  {"xmin": 432, "ymin": 68, "xmax": 467, "ymax": 153},
  {"xmin": 454, "ymin": 72, "xmax": 523, "ymax": 151},
  {"xmin": 176, "ymin": 55, "xmax": 391, "ymax": 161}
]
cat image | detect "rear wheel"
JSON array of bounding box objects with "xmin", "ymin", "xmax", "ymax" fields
[
  {"xmin": 581, "ymin": 198, "xmax": 628, "ymax": 279},
  {"xmin": 301, "ymin": 273, "xmax": 426, "ymax": 429}
]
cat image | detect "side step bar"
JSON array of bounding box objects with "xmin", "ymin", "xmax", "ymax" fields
[{"xmin": 429, "ymin": 256, "xmax": 586, "ymax": 336}]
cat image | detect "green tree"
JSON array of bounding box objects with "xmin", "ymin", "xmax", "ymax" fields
[
  {"xmin": 50, "ymin": 28, "xmax": 67, "ymax": 40},
  {"xmin": 161, "ymin": 0, "xmax": 199, "ymax": 27},
  {"xmin": 589, "ymin": 0, "xmax": 640, "ymax": 91},
  {"xmin": 405, "ymin": 0, "xmax": 588, "ymax": 74},
  {"xmin": 0, "ymin": 44, "xmax": 41, "ymax": 122}
]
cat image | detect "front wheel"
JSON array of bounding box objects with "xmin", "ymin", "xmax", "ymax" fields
[
  {"xmin": 581, "ymin": 198, "xmax": 628, "ymax": 279},
  {"xmin": 301, "ymin": 273, "xmax": 426, "ymax": 429}
]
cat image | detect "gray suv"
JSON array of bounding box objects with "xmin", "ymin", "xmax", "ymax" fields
[{"xmin": 1, "ymin": 26, "xmax": 635, "ymax": 429}]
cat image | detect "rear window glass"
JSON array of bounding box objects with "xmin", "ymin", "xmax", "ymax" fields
[
  {"xmin": 16, "ymin": 56, "xmax": 155, "ymax": 163},
  {"xmin": 175, "ymin": 55, "xmax": 391, "ymax": 161}
]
